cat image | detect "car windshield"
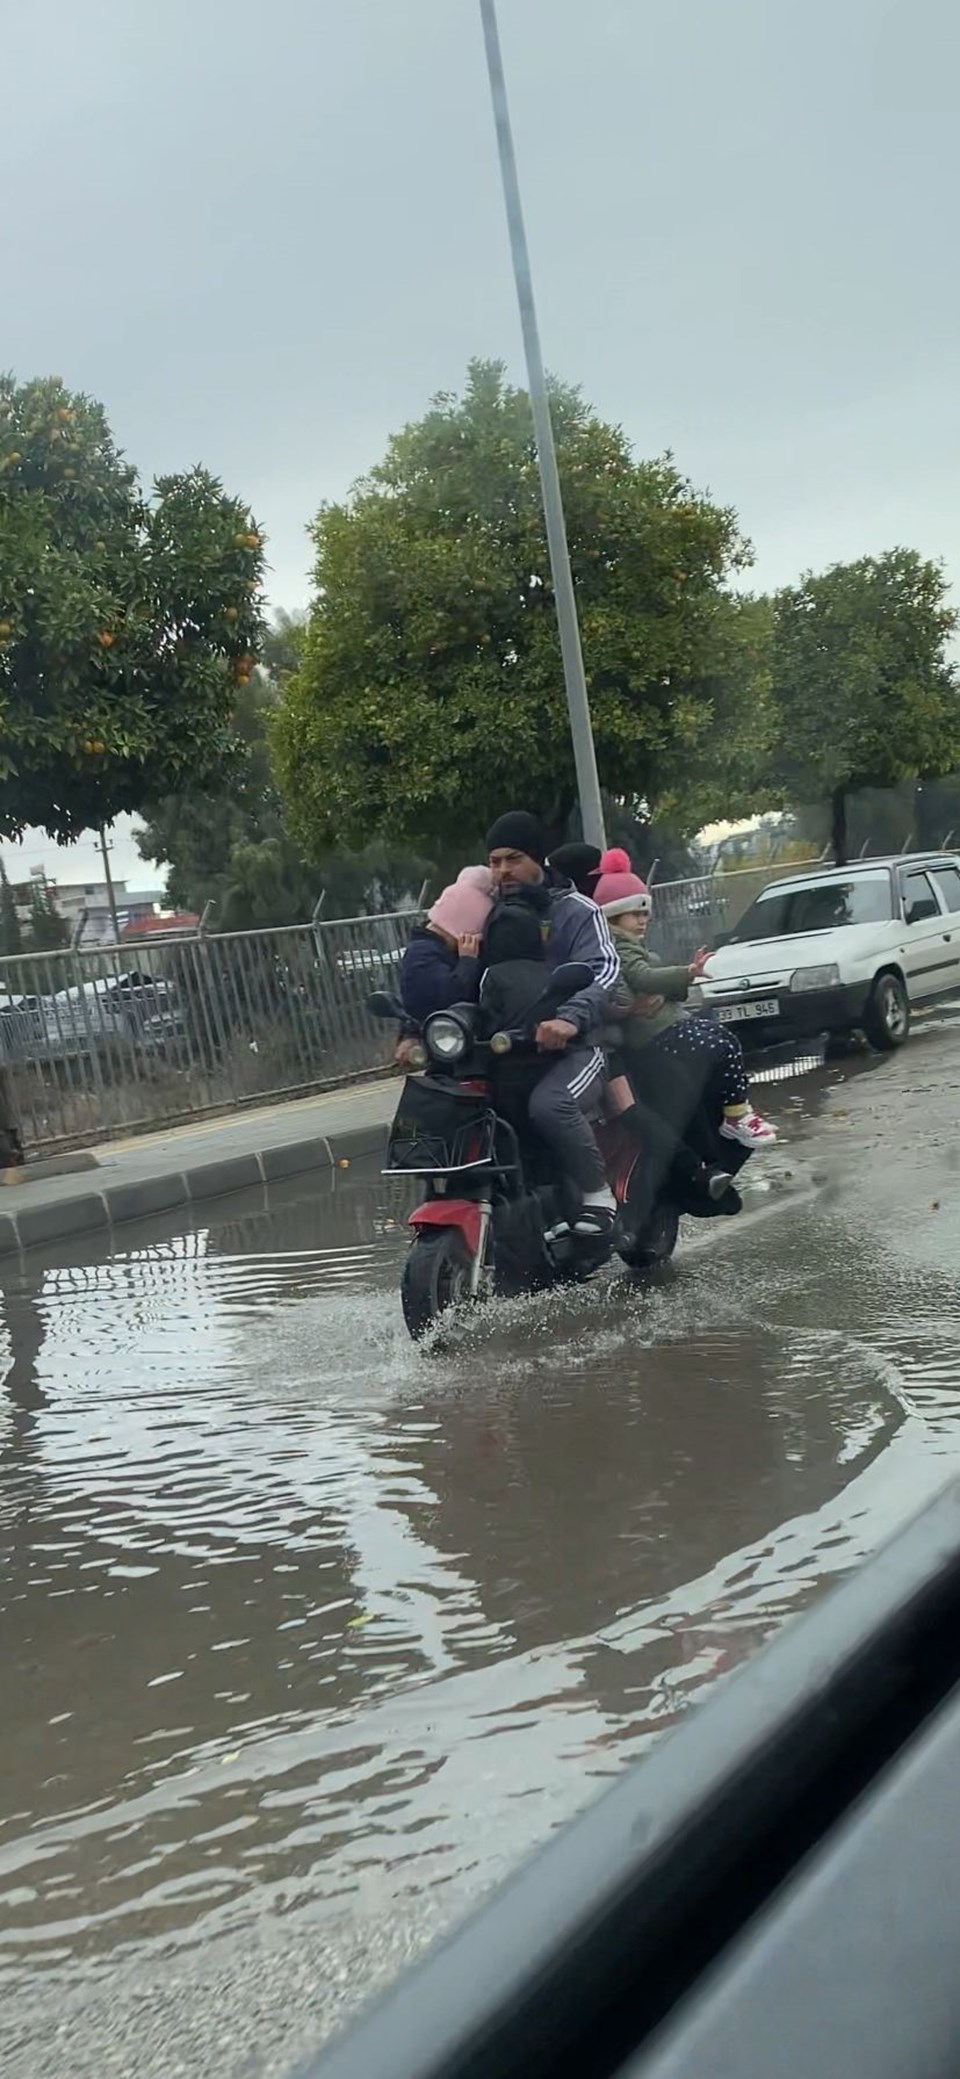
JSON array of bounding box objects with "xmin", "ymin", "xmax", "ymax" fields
[{"xmin": 728, "ymin": 871, "xmax": 893, "ymax": 942}]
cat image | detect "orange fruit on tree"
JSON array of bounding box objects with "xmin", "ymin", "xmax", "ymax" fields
[
  {"xmin": 225, "ymin": 606, "xmax": 238, "ymax": 621},
  {"xmin": 98, "ymin": 631, "xmax": 115, "ymax": 648}
]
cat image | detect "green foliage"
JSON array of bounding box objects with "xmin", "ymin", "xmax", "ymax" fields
[
  {"xmin": 769, "ymin": 551, "xmax": 960, "ymax": 857},
  {"xmin": 26, "ymin": 878, "xmax": 68, "ymax": 951},
  {"xmin": 0, "ymin": 862, "xmax": 67, "ymax": 955},
  {"xmin": 137, "ymin": 629, "xmax": 427, "ymax": 927},
  {"xmin": 0, "ymin": 373, "xmax": 266, "ymax": 841},
  {"xmin": 273, "ymin": 360, "xmax": 765, "ymax": 856}
]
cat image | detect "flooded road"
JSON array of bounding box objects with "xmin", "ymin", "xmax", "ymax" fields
[{"xmin": 2, "ymin": 1019, "xmax": 960, "ymax": 2078}]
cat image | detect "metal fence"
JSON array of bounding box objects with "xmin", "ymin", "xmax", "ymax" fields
[{"xmin": 0, "ymin": 909, "xmax": 418, "ymax": 1153}]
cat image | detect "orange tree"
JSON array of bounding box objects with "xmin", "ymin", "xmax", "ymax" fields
[
  {"xmin": 273, "ymin": 360, "xmax": 767, "ymax": 857},
  {"xmin": 0, "ymin": 374, "xmax": 265, "ymax": 840}
]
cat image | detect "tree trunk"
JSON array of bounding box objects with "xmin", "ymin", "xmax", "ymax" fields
[{"xmin": 831, "ymin": 785, "xmax": 848, "ymax": 866}]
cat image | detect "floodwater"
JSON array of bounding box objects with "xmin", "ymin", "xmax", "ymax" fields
[{"xmin": 2, "ymin": 1029, "xmax": 960, "ymax": 2077}]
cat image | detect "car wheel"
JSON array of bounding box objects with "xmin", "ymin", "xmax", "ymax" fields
[{"xmin": 863, "ymin": 972, "xmax": 910, "ymax": 1052}]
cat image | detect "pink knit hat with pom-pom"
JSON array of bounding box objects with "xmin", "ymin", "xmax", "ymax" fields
[{"xmin": 591, "ymin": 847, "xmax": 652, "ymax": 918}]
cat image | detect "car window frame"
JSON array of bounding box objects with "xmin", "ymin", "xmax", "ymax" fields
[
  {"xmin": 930, "ymin": 863, "xmax": 960, "ymax": 915},
  {"xmin": 897, "ymin": 867, "xmax": 946, "ymax": 925}
]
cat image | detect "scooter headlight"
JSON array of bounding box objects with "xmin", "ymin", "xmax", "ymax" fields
[{"xmin": 423, "ymin": 1012, "xmax": 469, "ymax": 1063}]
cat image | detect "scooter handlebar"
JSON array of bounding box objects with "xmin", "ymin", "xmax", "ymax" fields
[{"xmin": 488, "ymin": 1030, "xmax": 541, "ymax": 1056}]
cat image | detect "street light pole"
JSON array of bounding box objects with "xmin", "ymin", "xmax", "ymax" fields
[{"xmin": 478, "ymin": 0, "xmax": 606, "ymax": 853}]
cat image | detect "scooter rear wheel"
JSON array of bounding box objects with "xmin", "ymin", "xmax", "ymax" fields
[
  {"xmin": 616, "ymin": 1201, "xmax": 680, "ymax": 1272},
  {"xmin": 402, "ymin": 1230, "xmax": 475, "ymax": 1340}
]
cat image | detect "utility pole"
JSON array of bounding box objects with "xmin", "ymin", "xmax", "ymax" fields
[
  {"xmin": 98, "ymin": 823, "xmax": 120, "ymax": 944},
  {"xmin": 478, "ymin": 0, "xmax": 606, "ymax": 851}
]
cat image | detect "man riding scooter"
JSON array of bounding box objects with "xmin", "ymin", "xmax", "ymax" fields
[
  {"xmin": 490, "ymin": 821, "xmax": 737, "ymax": 1224},
  {"xmin": 485, "ymin": 811, "xmax": 621, "ymax": 1241}
]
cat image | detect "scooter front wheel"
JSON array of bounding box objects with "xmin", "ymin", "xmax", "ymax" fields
[
  {"xmin": 401, "ymin": 1230, "xmax": 475, "ymax": 1340},
  {"xmin": 616, "ymin": 1201, "xmax": 680, "ymax": 1272}
]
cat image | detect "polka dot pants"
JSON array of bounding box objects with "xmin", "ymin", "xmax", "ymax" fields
[{"xmin": 652, "ymin": 1016, "xmax": 750, "ymax": 1108}]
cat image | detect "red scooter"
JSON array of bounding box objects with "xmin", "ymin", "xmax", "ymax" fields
[{"xmin": 370, "ymin": 970, "xmax": 747, "ymax": 1340}]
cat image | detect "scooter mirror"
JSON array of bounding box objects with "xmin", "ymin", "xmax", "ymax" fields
[{"xmin": 367, "ymin": 990, "xmax": 405, "ymax": 1020}]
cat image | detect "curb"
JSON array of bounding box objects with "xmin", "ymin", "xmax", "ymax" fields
[{"xmin": 0, "ymin": 1118, "xmax": 391, "ymax": 1261}]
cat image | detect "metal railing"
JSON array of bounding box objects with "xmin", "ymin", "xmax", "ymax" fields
[{"xmin": 0, "ymin": 909, "xmax": 418, "ymax": 1153}]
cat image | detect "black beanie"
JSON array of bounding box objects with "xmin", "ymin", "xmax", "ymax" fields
[
  {"xmin": 485, "ymin": 810, "xmax": 546, "ymax": 864},
  {"xmin": 549, "ymin": 842, "xmax": 602, "ymax": 895}
]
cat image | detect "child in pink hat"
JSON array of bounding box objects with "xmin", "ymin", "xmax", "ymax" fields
[
  {"xmin": 399, "ymin": 866, "xmax": 494, "ymax": 1025},
  {"xmin": 594, "ymin": 849, "xmax": 776, "ymax": 1150}
]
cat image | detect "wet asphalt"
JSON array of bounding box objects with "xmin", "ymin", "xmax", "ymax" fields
[{"xmin": 2, "ymin": 1010, "xmax": 960, "ymax": 2078}]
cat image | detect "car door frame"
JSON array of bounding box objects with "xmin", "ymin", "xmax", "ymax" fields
[
  {"xmin": 895, "ymin": 864, "xmax": 955, "ymax": 1003},
  {"xmin": 927, "ymin": 860, "xmax": 960, "ymax": 997}
]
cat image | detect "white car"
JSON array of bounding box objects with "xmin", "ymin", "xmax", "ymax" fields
[{"xmin": 692, "ymin": 854, "xmax": 960, "ymax": 1051}]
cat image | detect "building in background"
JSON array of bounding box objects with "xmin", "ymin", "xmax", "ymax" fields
[
  {"xmin": 7, "ymin": 873, "xmax": 164, "ymax": 947},
  {"xmin": 119, "ymin": 909, "xmax": 199, "ymax": 940}
]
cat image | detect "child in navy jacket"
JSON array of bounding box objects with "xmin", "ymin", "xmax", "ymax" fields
[{"xmin": 399, "ymin": 867, "xmax": 494, "ymax": 1025}]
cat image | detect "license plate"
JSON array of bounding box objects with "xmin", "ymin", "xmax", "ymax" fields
[{"xmin": 716, "ymin": 997, "xmax": 779, "ymax": 1024}]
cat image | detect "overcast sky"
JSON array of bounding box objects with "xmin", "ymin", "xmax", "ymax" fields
[{"xmin": 4, "ymin": 0, "xmax": 958, "ymax": 886}]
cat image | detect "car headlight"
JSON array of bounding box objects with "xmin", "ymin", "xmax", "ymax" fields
[
  {"xmin": 789, "ymin": 964, "xmax": 841, "ymax": 993},
  {"xmin": 423, "ymin": 1011, "xmax": 469, "ymax": 1062}
]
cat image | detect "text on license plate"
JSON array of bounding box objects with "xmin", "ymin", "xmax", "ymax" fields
[{"xmin": 716, "ymin": 998, "xmax": 779, "ymax": 1023}]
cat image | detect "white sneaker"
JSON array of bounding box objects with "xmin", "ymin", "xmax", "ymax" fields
[
  {"xmin": 573, "ymin": 1186, "xmax": 617, "ymax": 1237},
  {"xmin": 721, "ymin": 1111, "xmax": 777, "ymax": 1149},
  {"xmin": 573, "ymin": 1205, "xmax": 616, "ymax": 1238}
]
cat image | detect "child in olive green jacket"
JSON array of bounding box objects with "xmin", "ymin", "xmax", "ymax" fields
[{"xmin": 593, "ymin": 850, "xmax": 776, "ymax": 1151}]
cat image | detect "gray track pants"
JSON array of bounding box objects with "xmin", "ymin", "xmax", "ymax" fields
[{"xmin": 527, "ymin": 1045, "xmax": 607, "ymax": 1193}]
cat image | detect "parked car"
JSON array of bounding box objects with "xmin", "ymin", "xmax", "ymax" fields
[
  {"xmin": 336, "ymin": 946, "xmax": 403, "ymax": 981},
  {"xmin": 691, "ymin": 854, "xmax": 960, "ymax": 1051},
  {"xmin": 0, "ymin": 993, "xmax": 47, "ymax": 1065},
  {"xmin": 45, "ymin": 980, "xmax": 133, "ymax": 1056}
]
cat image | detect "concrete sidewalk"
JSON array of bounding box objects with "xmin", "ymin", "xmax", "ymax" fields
[{"xmin": 0, "ymin": 1077, "xmax": 397, "ymax": 1258}]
